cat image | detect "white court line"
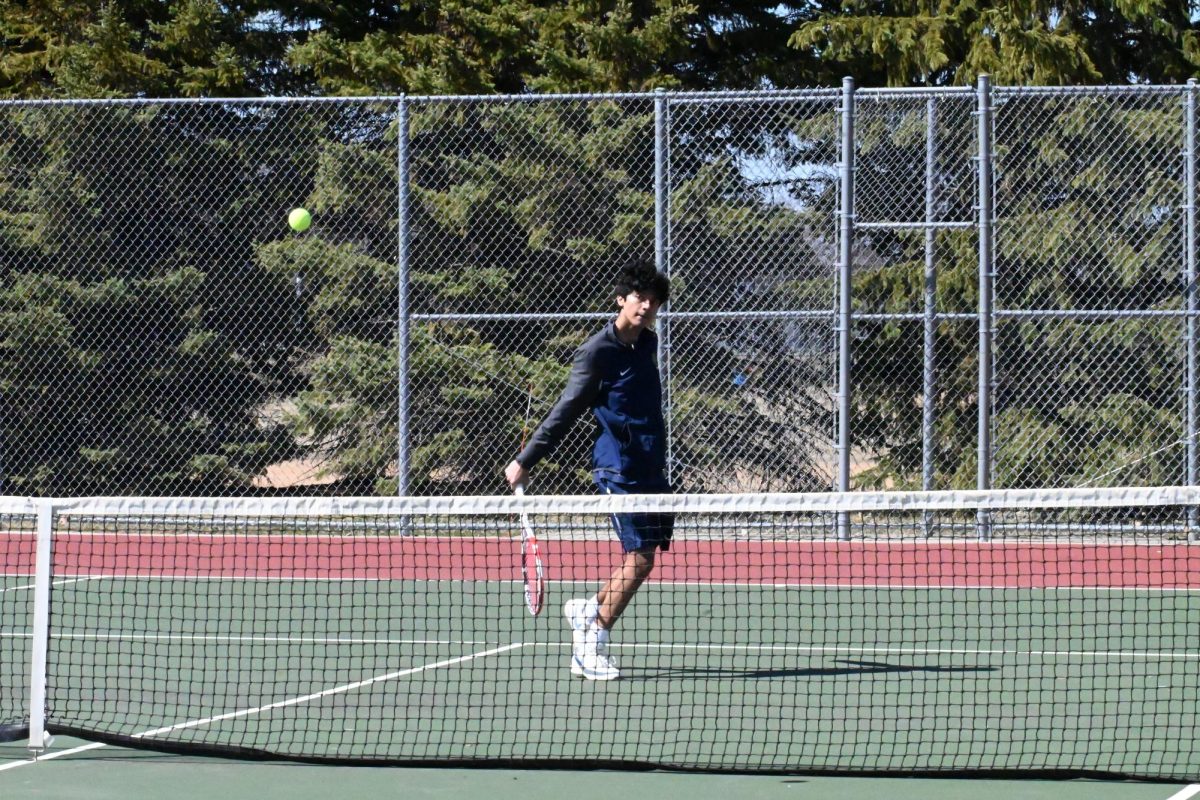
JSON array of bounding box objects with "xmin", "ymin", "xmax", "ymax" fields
[
  {"xmin": 0, "ymin": 742, "xmax": 106, "ymax": 769},
  {"xmin": 0, "ymin": 642, "xmax": 524, "ymax": 771},
  {"xmin": 1, "ymin": 630, "xmax": 1196, "ymax": 660},
  {"xmin": 0, "ymin": 632, "xmax": 492, "ymax": 646},
  {"xmin": 0, "ymin": 576, "xmax": 105, "ymax": 594},
  {"xmin": 11, "ymin": 573, "xmax": 1200, "ymax": 592},
  {"xmin": 531, "ymin": 641, "xmax": 1200, "ymax": 659},
  {"xmin": 1166, "ymin": 785, "xmax": 1200, "ymax": 800}
]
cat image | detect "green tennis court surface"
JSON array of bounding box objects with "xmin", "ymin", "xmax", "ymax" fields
[
  {"xmin": 5, "ymin": 576, "xmax": 1198, "ymax": 775},
  {"xmin": 1, "ymin": 738, "xmax": 1195, "ymax": 800}
]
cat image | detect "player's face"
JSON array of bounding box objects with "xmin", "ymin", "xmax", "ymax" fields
[{"xmin": 616, "ymin": 290, "xmax": 662, "ymax": 330}]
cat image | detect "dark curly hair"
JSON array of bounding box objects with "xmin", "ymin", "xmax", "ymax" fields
[{"xmin": 615, "ymin": 258, "xmax": 670, "ymax": 304}]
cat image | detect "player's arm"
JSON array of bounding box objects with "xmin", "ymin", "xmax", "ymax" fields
[{"xmin": 505, "ymin": 344, "xmax": 601, "ymax": 486}]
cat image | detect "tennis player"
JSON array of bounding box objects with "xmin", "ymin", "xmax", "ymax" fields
[{"xmin": 504, "ymin": 258, "xmax": 673, "ymax": 681}]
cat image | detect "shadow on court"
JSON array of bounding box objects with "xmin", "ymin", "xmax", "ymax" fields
[{"xmin": 621, "ymin": 659, "xmax": 998, "ymax": 680}]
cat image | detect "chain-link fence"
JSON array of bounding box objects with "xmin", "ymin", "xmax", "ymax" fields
[{"xmin": 1, "ymin": 81, "xmax": 1197, "ymax": 497}]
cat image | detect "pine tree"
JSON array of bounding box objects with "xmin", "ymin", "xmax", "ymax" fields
[{"xmin": 790, "ymin": 0, "xmax": 1199, "ymax": 87}]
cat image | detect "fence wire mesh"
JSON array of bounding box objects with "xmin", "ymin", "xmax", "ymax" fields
[{"xmin": 0, "ymin": 85, "xmax": 1197, "ymax": 497}]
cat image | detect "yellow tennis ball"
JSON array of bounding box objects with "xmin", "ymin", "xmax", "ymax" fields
[{"xmin": 288, "ymin": 208, "xmax": 312, "ymax": 232}]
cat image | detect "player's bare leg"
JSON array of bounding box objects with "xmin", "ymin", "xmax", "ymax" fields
[
  {"xmin": 564, "ymin": 549, "xmax": 654, "ymax": 680},
  {"xmin": 595, "ymin": 549, "xmax": 656, "ymax": 629}
]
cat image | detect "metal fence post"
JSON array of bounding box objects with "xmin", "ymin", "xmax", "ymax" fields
[
  {"xmin": 923, "ymin": 96, "xmax": 938, "ymax": 537},
  {"xmin": 1186, "ymin": 81, "xmax": 1198, "ymax": 541},
  {"xmin": 397, "ymin": 96, "xmax": 412, "ymax": 497},
  {"xmin": 837, "ymin": 77, "xmax": 856, "ymax": 541},
  {"xmin": 976, "ymin": 76, "xmax": 994, "ymax": 541},
  {"xmin": 655, "ymin": 88, "xmax": 673, "ymax": 488}
]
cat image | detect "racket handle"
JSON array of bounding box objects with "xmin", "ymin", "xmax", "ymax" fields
[{"xmin": 513, "ymin": 484, "xmax": 526, "ymax": 498}]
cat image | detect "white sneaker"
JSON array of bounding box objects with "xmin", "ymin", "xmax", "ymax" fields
[
  {"xmin": 563, "ymin": 598, "xmax": 588, "ymax": 632},
  {"xmin": 569, "ymin": 636, "xmax": 611, "ymax": 676},
  {"xmin": 564, "ymin": 599, "xmax": 588, "ymax": 675},
  {"xmin": 572, "ymin": 649, "xmax": 620, "ymax": 681}
]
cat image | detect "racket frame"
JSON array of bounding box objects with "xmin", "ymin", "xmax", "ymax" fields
[{"xmin": 514, "ymin": 485, "xmax": 545, "ymax": 616}]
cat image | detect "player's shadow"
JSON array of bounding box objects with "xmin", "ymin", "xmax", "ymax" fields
[{"xmin": 623, "ymin": 659, "xmax": 998, "ymax": 681}]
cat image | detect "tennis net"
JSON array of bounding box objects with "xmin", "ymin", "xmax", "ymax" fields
[
  {"xmin": 1, "ymin": 487, "xmax": 1199, "ymax": 777},
  {"xmin": 0, "ymin": 501, "xmax": 36, "ymax": 742}
]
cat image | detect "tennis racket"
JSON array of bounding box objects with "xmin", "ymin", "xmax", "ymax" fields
[{"xmin": 514, "ymin": 484, "xmax": 545, "ymax": 616}]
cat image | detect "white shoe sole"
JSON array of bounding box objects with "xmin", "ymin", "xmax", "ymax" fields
[{"xmin": 571, "ymin": 655, "xmax": 619, "ymax": 681}]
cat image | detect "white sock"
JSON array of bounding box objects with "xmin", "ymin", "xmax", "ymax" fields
[
  {"xmin": 585, "ymin": 621, "xmax": 609, "ymax": 647},
  {"xmin": 583, "ymin": 597, "xmax": 600, "ymax": 625}
]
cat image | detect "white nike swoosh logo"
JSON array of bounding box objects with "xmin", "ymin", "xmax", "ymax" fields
[{"xmin": 620, "ymin": 368, "xmax": 634, "ymax": 378}]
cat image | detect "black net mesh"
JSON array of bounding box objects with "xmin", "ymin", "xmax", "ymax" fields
[
  {"xmin": 0, "ymin": 491, "xmax": 1197, "ymax": 777},
  {"xmin": 0, "ymin": 504, "xmax": 36, "ymax": 742}
]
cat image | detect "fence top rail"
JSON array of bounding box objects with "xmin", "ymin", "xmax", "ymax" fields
[
  {"xmin": 855, "ymin": 87, "xmax": 975, "ymax": 99},
  {"xmin": 0, "ymin": 88, "xmax": 839, "ymax": 109},
  {"xmin": 417, "ymin": 88, "xmax": 843, "ymax": 104},
  {"xmin": 0, "ymin": 84, "xmax": 1192, "ymax": 109},
  {"xmin": 993, "ymin": 84, "xmax": 1187, "ymax": 97},
  {"xmin": 0, "ymin": 95, "xmax": 408, "ymax": 108}
]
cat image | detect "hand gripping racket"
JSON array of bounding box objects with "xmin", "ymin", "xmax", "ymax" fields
[{"xmin": 514, "ymin": 484, "xmax": 545, "ymax": 616}]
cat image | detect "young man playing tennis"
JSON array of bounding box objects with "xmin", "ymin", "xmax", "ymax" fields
[{"xmin": 504, "ymin": 258, "xmax": 672, "ymax": 681}]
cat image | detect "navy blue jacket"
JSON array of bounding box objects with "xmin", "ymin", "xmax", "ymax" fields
[{"xmin": 516, "ymin": 321, "xmax": 666, "ymax": 484}]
